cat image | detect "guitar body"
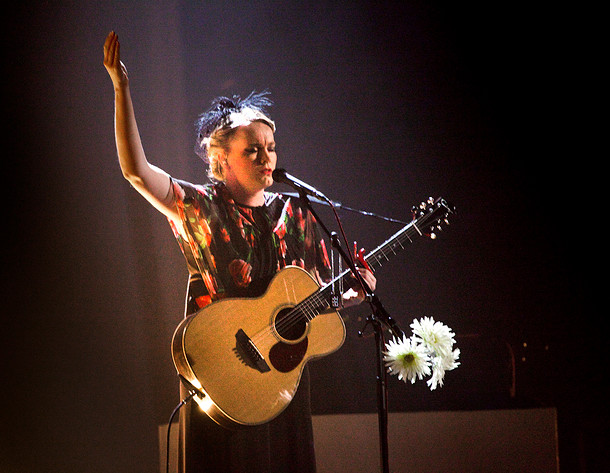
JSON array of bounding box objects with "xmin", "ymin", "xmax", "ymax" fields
[{"xmin": 172, "ymin": 265, "xmax": 346, "ymax": 428}]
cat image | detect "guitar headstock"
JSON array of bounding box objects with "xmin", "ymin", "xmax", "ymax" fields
[{"xmin": 411, "ymin": 197, "xmax": 456, "ymax": 239}]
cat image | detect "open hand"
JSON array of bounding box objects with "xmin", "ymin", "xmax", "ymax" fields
[{"xmin": 103, "ymin": 31, "xmax": 129, "ymax": 89}]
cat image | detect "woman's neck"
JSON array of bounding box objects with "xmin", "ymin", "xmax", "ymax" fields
[{"xmin": 224, "ymin": 181, "xmax": 265, "ymax": 207}]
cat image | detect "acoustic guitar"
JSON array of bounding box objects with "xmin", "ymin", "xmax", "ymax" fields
[{"xmin": 172, "ymin": 197, "xmax": 454, "ymax": 428}]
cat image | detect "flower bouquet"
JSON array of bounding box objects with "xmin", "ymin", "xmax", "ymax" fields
[{"xmin": 384, "ymin": 317, "xmax": 460, "ymax": 390}]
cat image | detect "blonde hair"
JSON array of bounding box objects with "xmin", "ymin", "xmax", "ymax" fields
[
  {"xmin": 204, "ymin": 110, "xmax": 275, "ymax": 182},
  {"xmin": 194, "ymin": 92, "xmax": 275, "ymax": 182}
]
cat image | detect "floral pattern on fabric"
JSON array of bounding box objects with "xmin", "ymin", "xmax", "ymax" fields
[
  {"xmin": 168, "ymin": 179, "xmax": 331, "ymax": 310},
  {"xmin": 228, "ymin": 259, "xmax": 252, "ymax": 288}
]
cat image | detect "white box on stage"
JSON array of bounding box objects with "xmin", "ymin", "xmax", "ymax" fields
[{"xmin": 312, "ymin": 408, "xmax": 558, "ymax": 473}]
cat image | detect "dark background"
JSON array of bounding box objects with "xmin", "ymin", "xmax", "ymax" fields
[{"xmin": 3, "ymin": 1, "xmax": 604, "ymax": 472}]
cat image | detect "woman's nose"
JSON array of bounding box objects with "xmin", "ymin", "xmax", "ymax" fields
[{"xmin": 258, "ymin": 149, "xmax": 272, "ymax": 164}]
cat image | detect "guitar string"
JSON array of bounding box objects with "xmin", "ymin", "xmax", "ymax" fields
[
  {"xmin": 247, "ymin": 244, "xmax": 386, "ymax": 345},
  {"xmin": 249, "ymin": 224, "xmax": 414, "ymax": 345},
  {"xmin": 248, "ymin": 206, "xmax": 446, "ymax": 346},
  {"xmin": 249, "ymin": 218, "xmax": 426, "ymax": 345},
  {"xmin": 251, "ymin": 222, "xmax": 418, "ymax": 344},
  {"xmin": 250, "ymin": 289, "xmax": 328, "ymax": 345}
]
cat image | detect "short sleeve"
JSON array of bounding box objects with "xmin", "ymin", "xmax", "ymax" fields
[{"xmin": 167, "ymin": 178, "xmax": 224, "ymax": 302}]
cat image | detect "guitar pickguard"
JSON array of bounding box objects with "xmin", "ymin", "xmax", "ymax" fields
[{"xmin": 268, "ymin": 338, "xmax": 309, "ymax": 373}]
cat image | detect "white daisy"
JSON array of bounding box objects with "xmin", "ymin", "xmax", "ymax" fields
[
  {"xmin": 383, "ymin": 335, "xmax": 431, "ymax": 384},
  {"xmin": 411, "ymin": 316, "xmax": 456, "ymax": 357},
  {"xmin": 427, "ymin": 349, "xmax": 461, "ymax": 390}
]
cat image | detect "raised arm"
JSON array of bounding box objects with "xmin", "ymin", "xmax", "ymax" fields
[{"xmin": 103, "ymin": 32, "xmax": 177, "ymax": 220}]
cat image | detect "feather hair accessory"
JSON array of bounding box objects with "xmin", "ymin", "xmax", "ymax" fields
[{"xmin": 194, "ymin": 91, "xmax": 275, "ymax": 161}]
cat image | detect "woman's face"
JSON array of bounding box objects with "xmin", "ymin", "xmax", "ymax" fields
[{"xmin": 223, "ymin": 120, "xmax": 277, "ymax": 198}]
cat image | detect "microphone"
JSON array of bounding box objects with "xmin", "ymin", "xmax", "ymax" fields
[{"xmin": 272, "ymin": 168, "xmax": 330, "ymax": 202}]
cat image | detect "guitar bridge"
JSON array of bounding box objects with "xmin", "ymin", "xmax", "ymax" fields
[{"xmin": 235, "ymin": 329, "xmax": 271, "ymax": 373}]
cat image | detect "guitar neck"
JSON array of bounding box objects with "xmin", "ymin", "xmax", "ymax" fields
[{"xmin": 297, "ymin": 198, "xmax": 454, "ymax": 320}]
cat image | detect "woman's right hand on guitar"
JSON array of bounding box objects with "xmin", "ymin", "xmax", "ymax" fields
[{"xmin": 103, "ymin": 31, "xmax": 129, "ymax": 90}]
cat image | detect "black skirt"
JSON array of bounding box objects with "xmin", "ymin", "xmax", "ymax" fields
[{"xmin": 178, "ymin": 366, "xmax": 316, "ymax": 473}]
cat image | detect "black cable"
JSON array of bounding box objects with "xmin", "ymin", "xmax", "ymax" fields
[
  {"xmin": 278, "ymin": 191, "xmax": 409, "ymax": 225},
  {"xmin": 166, "ymin": 391, "xmax": 197, "ymax": 473}
]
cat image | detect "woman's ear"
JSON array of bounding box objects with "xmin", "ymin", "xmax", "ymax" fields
[{"xmin": 219, "ymin": 151, "xmax": 230, "ymax": 169}]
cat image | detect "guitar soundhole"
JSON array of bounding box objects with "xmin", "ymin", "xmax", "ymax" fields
[{"xmin": 274, "ymin": 308, "xmax": 307, "ymax": 341}]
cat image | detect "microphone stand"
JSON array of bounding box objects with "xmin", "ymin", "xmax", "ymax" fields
[
  {"xmin": 358, "ymin": 295, "xmax": 404, "ymax": 473},
  {"xmin": 293, "ymin": 190, "xmax": 404, "ymax": 473}
]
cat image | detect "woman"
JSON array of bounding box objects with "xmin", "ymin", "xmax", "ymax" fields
[{"xmin": 103, "ymin": 31, "xmax": 375, "ymax": 473}]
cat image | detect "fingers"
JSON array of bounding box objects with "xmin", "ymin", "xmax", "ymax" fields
[
  {"xmin": 342, "ymin": 267, "xmax": 377, "ymax": 307},
  {"xmin": 103, "ymin": 31, "xmax": 129, "ymax": 87},
  {"xmin": 358, "ymin": 267, "xmax": 376, "ymax": 292},
  {"xmin": 352, "ymin": 267, "xmax": 376, "ymax": 292},
  {"xmin": 103, "ymin": 31, "xmax": 120, "ymax": 67}
]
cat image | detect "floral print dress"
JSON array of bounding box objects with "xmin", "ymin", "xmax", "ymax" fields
[
  {"xmin": 169, "ymin": 179, "xmax": 332, "ymax": 312},
  {"xmin": 167, "ymin": 178, "xmax": 332, "ymax": 473}
]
